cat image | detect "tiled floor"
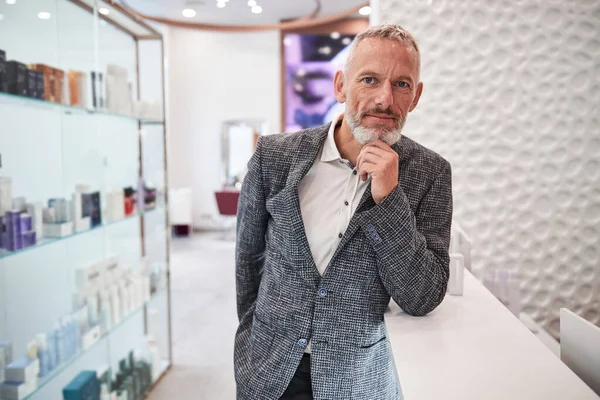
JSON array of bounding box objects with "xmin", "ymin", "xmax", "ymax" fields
[{"xmin": 147, "ymin": 232, "xmax": 239, "ymax": 399}]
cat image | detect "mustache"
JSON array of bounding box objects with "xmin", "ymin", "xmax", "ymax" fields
[{"xmin": 360, "ymin": 107, "xmax": 400, "ymax": 119}]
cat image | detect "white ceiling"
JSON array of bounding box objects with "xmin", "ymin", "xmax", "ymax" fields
[{"xmin": 122, "ymin": 0, "xmax": 369, "ymax": 25}]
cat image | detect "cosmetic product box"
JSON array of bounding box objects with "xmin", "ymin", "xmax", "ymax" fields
[
  {"xmin": 0, "ymin": 381, "xmax": 35, "ymax": 400},
  {"xmin": 5, "ymin": 210, "xmax": 23, "ymax": 251},
  {"xmin": 43, "ymin": 222, "xmax": 74, "ymax": 238},
  {"xmin": 26, "ymin": 203, "xmax": 43, "ymax": 240},
  {"xmin": 53, "ymin": 68, "xmax": 65, "ymax": 104},
  {"xmin": 82, "ymin": 192, "xmax": 102, "ymax": 227},
  {"xmin": 6, "ymin": 61, "xmax": 27, "ymax": 96},
  {"xmin": 48, "ymin": 198, "xmax": 71, "ymax": 223},
  {"xmin": 26, "ymin": 69, "xmax": 39, "ymax": 99},
  {"xmin": 68, "ymin": 70, "xmax": 81, "ymax": 106},
  {"xmin": 4, "ymin": 357, "xmax": 40, "ymax": 383},
  {"xmin": 28, "ymin": 64, "xmax": 55, "ymax": 102},
  {"xmin": 62, "ymin": 370, "xmax": 100, "ymax": 400},
  {"xmin": 0, "ymin": 177, "xmax": 12, "ymax": 215},
  {"xmin": 81, "ymin": 325, "xmax": 101, "ymax": 350},
  {"xmin": 0, "ymin": 49, "xmax": 7, "ymax": 93},
  {"xmin": 0, "ymin": 342, "xmax": 14, "ymax": 365}
]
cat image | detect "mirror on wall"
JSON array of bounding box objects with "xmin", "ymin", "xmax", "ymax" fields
[{"xmin": 220, "ymin": 119, "xmax": 269, "ymax": 190}]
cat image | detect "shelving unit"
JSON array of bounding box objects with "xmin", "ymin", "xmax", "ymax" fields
[{"xmin": 0, "ymin": 0, "xmax": 171, "ymax": 399}]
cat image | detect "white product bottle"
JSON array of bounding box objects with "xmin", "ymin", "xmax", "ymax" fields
[
  {"xmin": 448, "ymin": 253, "xmax": 464, "ymax": 296},
  {"xmin": 100, "ymin": 290, "xmax": 112, "ymax": 331},
  {"xmin": 110, "ymin": 285, "xmax": 121, "ymax": 325},
  {"xmin": 100, "ymin": 383, "xmax": 110, "ymax": 400}
]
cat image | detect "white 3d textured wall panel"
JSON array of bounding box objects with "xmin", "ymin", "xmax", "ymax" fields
[{"xmin": 378, "ymin": 0, "xmax": 600, "ymax": 337}]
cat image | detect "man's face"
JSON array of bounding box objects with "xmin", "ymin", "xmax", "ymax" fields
[{"xmin": 334, "ymin": 38, "xmax": 423, "ymax": 145}]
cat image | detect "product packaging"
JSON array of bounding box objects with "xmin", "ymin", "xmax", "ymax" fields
[{"xmin": 6, "ymin": 61, "xmax": 27, "ymax": 96}]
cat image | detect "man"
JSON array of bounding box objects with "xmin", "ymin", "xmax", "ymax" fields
[{"xmin": 235, "ymin": 24, "xmax": 453, "ymax": 400}]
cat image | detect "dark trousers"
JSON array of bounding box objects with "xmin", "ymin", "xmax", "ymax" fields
[{"xmin": 280, "ymin": 353, "xmax": 313, "ymax": 399}]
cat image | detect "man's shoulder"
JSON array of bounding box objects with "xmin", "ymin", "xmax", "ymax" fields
[
  {"xmin": 398, "ymin": 135, "xmax": 451, "ymax": 175},
  {"xmin": 259, "ymin": 123, "xmax": 330, "ymax": 155}
]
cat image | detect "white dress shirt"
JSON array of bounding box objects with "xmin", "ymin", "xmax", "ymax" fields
[{"xmin": 298, "ymin": 114, "xmax": 370, "ymax": 276}]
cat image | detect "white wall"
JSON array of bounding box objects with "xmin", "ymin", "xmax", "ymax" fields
[
  {"xmin": 165, "ymin": 27, "xmax": 281, "ymax": 224},
  {"xmin": 378, "ymin": 0, "xmax": 600, "ymax": 336}
]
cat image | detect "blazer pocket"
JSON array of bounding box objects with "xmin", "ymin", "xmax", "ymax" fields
[{"xmin": 359, "ymin": 335, "xmax": 388, "ymax": 349}]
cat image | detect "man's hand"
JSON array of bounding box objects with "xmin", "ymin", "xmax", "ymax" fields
[{"xmin": 356, "ymin": 140, "xmax": 399, "ymax": 204}]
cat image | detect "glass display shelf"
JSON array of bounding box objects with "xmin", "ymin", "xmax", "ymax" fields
[
  {"xmin": 0, "ymin": 207, "xmax": 161, "ymax": 260},
  {"xmin": 0, "ymin": 91, "xmax": 164, "ymax": 125},
  {"xmin": 20, "ymin": 289, "xmax": 167, "ymax": 400}
]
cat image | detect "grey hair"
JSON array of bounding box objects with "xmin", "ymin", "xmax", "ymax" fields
[{"xmin": 344, "ymin": 24, "xmax": 421, "ymax": 80}]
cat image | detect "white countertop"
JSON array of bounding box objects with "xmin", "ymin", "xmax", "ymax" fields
[{"xmin": 385, "ymin": 271, "xmax": 599, "ymax": 400}]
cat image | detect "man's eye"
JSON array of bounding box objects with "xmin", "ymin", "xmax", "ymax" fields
[
  {"xmin": 362, "ymin": 77, "xmax": 374, "ymax": 84},
  {"xmin": 395, "ymin": 81, "xmax": 409, "ymax": 88}
]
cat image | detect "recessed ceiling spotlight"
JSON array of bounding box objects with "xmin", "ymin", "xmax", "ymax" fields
[
  {"xmin": 38, "ymin": 11, "xmax": 51, "ymax": 19},
  {"xmin": 330, "ymin": 32, "xmax": 341, "ymax": 40},
  {"xmin": 247, "ymin": 0, "xmax": 257, "ymax": 6},
  {"xmin": 251, "ymin": 5, "xmax": 262, "ymax": 14},
  {"xmin": 283, "ymin": 37, "xmax": 292, "ymax": 46},
  {"xmin": 182, "ymin": 8, "xmax": 196, "ymax": 18},
  {"xmin": 5, "ymin": 0, "xmax": 16, "ymax": 4},
  {"xmin": 359, "ymin": 6, "xmax": 372, "ymax": 16},
  {"xmin": 296, "ymin": 68, "xmax": 306, "ymax": 77},
  {"xmin": 217, "ymin": 1, "xmax": 226, "ymax": 8},
  {"xmin": 98, "ymin": 7, "xmax": 110, "ymax": 15},
  {"xmin": 319, "ymin": 46, "xmax": 332, "ymax": 55},
  {"xmin": 342, "ymin": 37, "xmax": 352, "ymax": 45}
]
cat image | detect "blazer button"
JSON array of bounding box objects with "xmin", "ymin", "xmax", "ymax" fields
[
  {"xmin": 318, "ymin": 288, "xmax": 328, "ymax": 297},
  {"xmin": 298, "ymin": 339, "xmax": 308, "ymax": 347}
]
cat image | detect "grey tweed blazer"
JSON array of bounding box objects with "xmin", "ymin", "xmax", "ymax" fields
[{"xmin": 235, "ymin": 122, "xmax": 453, "ymax": 400}]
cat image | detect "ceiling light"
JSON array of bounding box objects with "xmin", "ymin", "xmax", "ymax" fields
[
  {"xmin": 217, "ymin": 1, "xmax": 226, "ymax": 8},
  {"xmin": 38, "ymin": 12, "xmax": 51, "ymax": 19},
  {"xmin": 330, "ymin": 32, "xmax": 341, "ymax": 40},
  {"xmin": 5, "ymin": 0, "xmax": 16, "ymax": 4},
  {"xmin": 283, "ymin": 37, "xmax": 292, "ymax": 46},
  {"xmin": 359, "ymin": 6, "xmax": 372, "ymax": 16},
  {"xmin": 182, "ymin": 8, "xmax": 196, "ymax": 18},
  {"xmin": 251, "ymin": 5, "xmax": 262, "ymax": 14},
  {"xmin": 98, "ymin": 7, "xmax": 110, "ymax": 15},
  {"xmin": 296, "ymin": 68, "xmax": 306, "ymax": 77},
  {"xmin": 247, "ymin": 0, "xmax": 257, "ymax": 6},
  {"xmin": 318, "ymin": 46, "xmax": 331, "ymax": 55},
  {"xmin": 342, "ymin": 37, "xmax": 352, "ymax": 45}
]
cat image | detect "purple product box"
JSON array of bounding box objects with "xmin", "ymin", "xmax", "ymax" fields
[
  {"xmin": 23, "ymin": 231, "xmax": 36, "ymax": 247},
  {"xmin": 4, "ymin": 211, "xmax": 22, "ymax": 251},
  {"xmin": 20, "ymin": 214, "xmax": 32, "ymax": 232}
]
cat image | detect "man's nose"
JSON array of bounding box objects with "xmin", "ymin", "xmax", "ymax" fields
[{"xmin": 375, "ymin": 81, "xmax": 394, "ymax": 109}]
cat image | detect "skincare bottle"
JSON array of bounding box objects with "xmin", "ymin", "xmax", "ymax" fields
[
  {"xmin": 448, "ymin": 253, "xmax": 464, "ymax": 296},
  {"xmin": 47, "ymin": 325, "xmax": 58, "ymax": 371},
  {"xmin": 36, "ymin": 334, "xmax": 50, "ymax": 377},
  {"xmin": 110, "ymin": 284, "xmax": 122, "ymax": 325},
  {"xmin": 100, "ymin": 289, "xmax": 113, "ymax": 331},
  {"xmin": 100, "ymin": 383, "xmax": 111, "ymax": 400},
  {"xmin": 87, "ymin": 293, "xmax": 100, "ymax": 326}
]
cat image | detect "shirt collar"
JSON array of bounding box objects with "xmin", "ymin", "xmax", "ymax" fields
[{"xmin": 321, "ymin": 113, "xmax": 345, "ymax": 163}]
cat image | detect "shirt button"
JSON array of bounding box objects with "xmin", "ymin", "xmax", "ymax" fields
[
  {"xmin": 338, "ymin": 233, "xmax": 343, "ymax": 239},
  {"xmin": 298, "ymin": 339, "xmax": 308, "ymax": 347},
  {"xmin": 344, "ymin": 201, "xmax": 349, "ymax": 206},
  {"xmin": 318, "ymin": 288, "xmax": 328, "ymax": 297},
  {"xmin": 353, "ymin": 170, "xmax": 358, "ymax": 175}
]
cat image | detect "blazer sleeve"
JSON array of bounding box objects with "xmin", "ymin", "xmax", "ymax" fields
[
  {"xmin": 235, "ymin": 136, "xmax": 269, "ymax": 322},
  {"xmin": 362, "ymin": 160, "xmax": 453, "ymax": 316}
]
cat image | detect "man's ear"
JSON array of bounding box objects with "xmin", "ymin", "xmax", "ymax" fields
[
  {"xmin": 409, "ymin": 82, "xmax": 423, "ymax": 113},
  {"xmin": 334, "ymin": 70, "xmax": 347, "ymax": 103}
]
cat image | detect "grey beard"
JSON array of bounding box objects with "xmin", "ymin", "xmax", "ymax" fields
[{"xmin": 345, "ymin": 109, "xmax": 405, "ymax": 145}]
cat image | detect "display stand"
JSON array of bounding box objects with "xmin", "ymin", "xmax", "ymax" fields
[{"xmin": 0, "ymin": 0, "xmax": 171, "ymax": 399}]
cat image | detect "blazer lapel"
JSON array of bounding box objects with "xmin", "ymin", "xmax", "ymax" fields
[{"xmin": 283, "ymin": 126, "xmax": 329, "ymax": 287}]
